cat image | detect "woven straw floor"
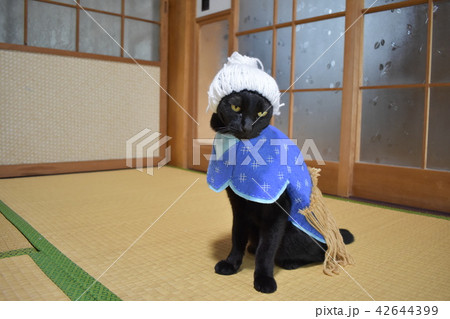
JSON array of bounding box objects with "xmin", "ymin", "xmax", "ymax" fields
[
  {"xmin": 0, "ymin": 213, "xmax": 32, "ymax": 252},
  {"xmin": 0, "ymin": 255, "xmax": 69, "ymax": 301},
  {"xmin": 0, "ymin": 166, "xmax": 449, "ymax": 300}
]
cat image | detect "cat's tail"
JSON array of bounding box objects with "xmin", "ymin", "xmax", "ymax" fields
[{"xmin": 339, "ymin": 229, "xmax": 355, "ymax": 245}]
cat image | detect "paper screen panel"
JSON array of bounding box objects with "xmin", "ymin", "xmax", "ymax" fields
[{"xmin": 0, "ymin": 50, "xmax": 160, "ymax": 165}]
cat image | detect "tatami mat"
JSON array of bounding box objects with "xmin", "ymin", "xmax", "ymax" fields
[
  {"xmin": 0, "ymin": 166, "xmax": 449, "ymax": 300},
  {"xmin": 0, "ymin": 213, "xmax": 32, "ymax": 253},
  {"xmin": 0, "ymin": 255, "xmax": 69, "ymax": 301}
]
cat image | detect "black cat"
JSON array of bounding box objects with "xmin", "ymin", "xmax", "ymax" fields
[{"xmin": 211, "ymin": 90, "xmax": 354, "ymax": 294}]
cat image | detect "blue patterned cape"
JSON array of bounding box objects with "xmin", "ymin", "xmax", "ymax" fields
[{"xmin": 207, "ymin": 125, "xmax": 325, "ymax": 243}]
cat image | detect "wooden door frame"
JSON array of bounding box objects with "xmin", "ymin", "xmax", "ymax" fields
[{"xmin": 187, "ymin": 8, "xmax": 234, "ymax": 172}]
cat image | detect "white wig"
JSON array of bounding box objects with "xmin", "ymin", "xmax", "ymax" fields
[{"xmin": 207, "ymin": 52, "xmax": 282, "ymax": 116}]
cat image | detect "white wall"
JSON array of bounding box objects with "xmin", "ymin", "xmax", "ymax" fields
[{"xmin": 196, "ymin": 0, "xmax": 231, "ymax": 18}]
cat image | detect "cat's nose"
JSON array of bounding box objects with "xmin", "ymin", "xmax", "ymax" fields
[{"xmin": 243, "ymin": 118, "xmax": 253, "ymax": 133}]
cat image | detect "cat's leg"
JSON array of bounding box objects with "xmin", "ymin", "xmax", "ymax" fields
[
  {"xmin": 275, "ymin": 223, "xmax": 326, "ymax": 270},
  {"xmin": 215, "ymin": 210, "xmax": 249, "ymax": 275},
  {"xmin": 247, "ymin": 224, "xmax": 259, "ymax": 254},
  {"xmin": 253, "ymin": 213, "xmax": 287, "ymax": 294},
  {"xmin": 215, "ymin": 190, "xmax": 250, "ymax": 275}
]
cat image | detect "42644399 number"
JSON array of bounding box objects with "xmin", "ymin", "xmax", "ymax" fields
[{"xmin": 376, "ymin": 305, "xmax": 438, "ymax": 316}]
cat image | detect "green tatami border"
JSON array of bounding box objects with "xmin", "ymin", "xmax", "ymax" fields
[
  {"xmin": 0, "ymin": 248, "xmax": 37, "ymax": 259},
  {"xmin": 0, "ymin": 200, "xmax": 121, "ymax": 301}
]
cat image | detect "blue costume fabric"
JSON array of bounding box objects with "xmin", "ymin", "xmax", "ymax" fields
[{"xmin": 207, "ymin": 125, "xmax": 326, "ymax": 243}]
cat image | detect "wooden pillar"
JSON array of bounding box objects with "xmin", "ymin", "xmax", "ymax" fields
[
  {"xmin": 167, "ymin": 0, "xmax": 196, "ymax": 168},
  {"xmin": 337, "ymin": 0, "xmax": 365, "ymax": 197}
]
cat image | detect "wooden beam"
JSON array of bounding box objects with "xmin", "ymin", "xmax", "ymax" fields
[
  {"xmin": 0, "ymin": 43, "xmax": 161, "ymax": 66},
  {"xmin": 166, "ymin": 0, "xmax": 195, "ymax": 168},
  {"xmin": 0, "ymin": 158, "xmax": 163, "ymax": 179},
  {"xmin": 337, "ymin": 0, "xmax": 365, "ymax": 197},
  {"xmin": 362, "ymin": 0, "xmax": 427, "ymax": 14},
  {"xmin": 288, "ymin": 0, "xmax": 296, "ymax": 139},
  {"xmin": 422, "ymin": 0, "xmax": 434, "ymax": 169}
]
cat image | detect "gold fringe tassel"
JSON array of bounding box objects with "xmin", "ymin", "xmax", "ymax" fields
[{"xmin": 299, "ymin": 167, "xmax": 354, "ymax": 276}]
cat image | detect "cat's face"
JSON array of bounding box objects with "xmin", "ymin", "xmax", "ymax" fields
[{"xmin": 210, "ymin": 90, "xmax": 273, "ymax": 140}]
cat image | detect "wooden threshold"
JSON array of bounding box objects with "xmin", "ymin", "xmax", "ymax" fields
[
  {"xmin": 353, "ymin": 162, "xmax": 450, "ymax": 213},
  {"xmin": 0, "ymin": 157, "xmax": 164, "ymax": 179}
]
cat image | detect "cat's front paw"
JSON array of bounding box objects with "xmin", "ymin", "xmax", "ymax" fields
[
  {"xmin": 215, "ymin": 260, "xmax": 239, "ymax": 275},
  {"xmin": 254, "ymin": 275, "xmax": 277, "ymax": 293}
]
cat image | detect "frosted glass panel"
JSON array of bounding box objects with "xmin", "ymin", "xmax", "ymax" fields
[
  {"xmin": 79, "ymin": 12, "xmax": 121, "ymax": 56},
  {"xmin": 365, "ymin": 0, "xmax": 408, "ymax": 8},
  {"xmin": 276, "ymin": 27, "xmax": 291, "ymax": 90},
  {"xmin": 238, "ymin": 30, "xmax": 273, "ymax": 74},
  {"xmin": 197, "ymin": 19, "xmax": 229, "ymax": 139},
  {"xmin": 80, "ymin": 0, "xmax": 122, "ymax": 14},
  {"xmin": 427, "ymin": 87, "xmax": 450, "ymax": 171},
  {"xmin": 360, "ymin": 88, "xmax": 424, "ymax": 167},
  {"xmin": 124, "ymin": 19, "xmax": 160, "ymax": 61},
  {"xmin": 431, "ymin": 0, "xmax": 450, "ymax": 83},
  {"xmin": 0, "ymin": 0, "xmax": 24, "ymax": 45},
  {"xmin": 363, "ymin": 5, "xmax": 428, "ymax": 86},
  {"xmin": 296, "ymin": 0, "xmax": 345, "ymax": 20},
  {"xmin": 274, "ymin": 93, "xmax": 290, "ymax": 137},
  {"xmin": 239, "ymin": 0, "xmax": 273, "ymax": 32},
  {"xmin": 294, "ymin": 17, "xmax": 344, "ymax": 89},
  {"xmin": 277, "ymin": 0, "xmax": 293, "ymax": 23},
  {"xmin": 292, "ymin": 91, "xmax": 341, "ymax": 162},
  {"xmin": 125, "ymin": 0, "xmax": 160, "ymax": 21},
  {"xmin": 28, "ymin": 1, "xmax": 76, "ymax": 51}
]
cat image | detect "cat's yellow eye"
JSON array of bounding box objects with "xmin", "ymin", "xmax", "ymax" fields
[
  {"xmin": 257, "ymin": 111, "xmax": 268, "ymax": 117},
  {"xmin": 231, "ymin": 104, "xmax": 241, "ymax": 112}
]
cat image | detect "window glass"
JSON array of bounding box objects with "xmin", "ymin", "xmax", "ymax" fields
[
  {"xmin": 292, "ymin": 91, "xmax": 342, "ymax": 162},
  {"xmin": 28, "ymin": 0, "xmax": 76, "ymax": 51},
  {"xmin": 239, "ymin": 0, "xmax": 273, "ymax": 32},
  {"xmin": 360, "ymin": 88, "xmax": 424, "ymax": 167},
  {"xmin": 238, "ymin": 30, "xmax": 273, "ymax": 74},
  {"xmin": 125, "ymin": 0, "xmax": 160, "ymax": 22},
  {"xmin": 79, "ymin": 11, "xmax": 121, "ymax": 56},
  {"xmin": 275, "ymin": 27, "xmax": 291, "ymax": 90},
  {"xmin": 294, "ymin": 17, "xmax": 345, "ymax": 89},
  {"xmin": 363, "ymin": 5, "xmax": 428, "ymax": 86},
  {"xmin": 80, "ymin": 0, "xmax": 122, "ymax": 14},
  {"xmin": 124, "ymin": 19, "xmax": 160, "ymax": 61},
  {"xmin": 274, "ymin": 93, "xmax": 290, "ymax": 137},
  {"xmin": 277, "ymin": 0, "xmax": 293, "ymax": 23},
  {"xmin": 296, "ymin": 0, "xmax": 345, "ymax": 20},
  {"xmin": 431, "ymin": 0, "xmax": 450, "ymax": 83},
  {"xmin": 0, "ymin": 0, "xmax": 24, "ymax": 45},
  {"xmin": 427, "ymin": 87, "xmax": 450, "ymax": 171}
]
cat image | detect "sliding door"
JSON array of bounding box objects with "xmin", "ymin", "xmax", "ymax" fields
[
  {"xmin": 230, "ymin": 0, "xmax": 449, "ymax": 212},
  {"xmin": 189, "ymin": 9, "xmax": 232, "ymax": 171},
  {"xmin": 0, "ymin": 0, "xmax": 168, "ymax": 177},
  {"xmin": 353, "ymin": 0, "xmax": 450, "ymax": 212}
]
